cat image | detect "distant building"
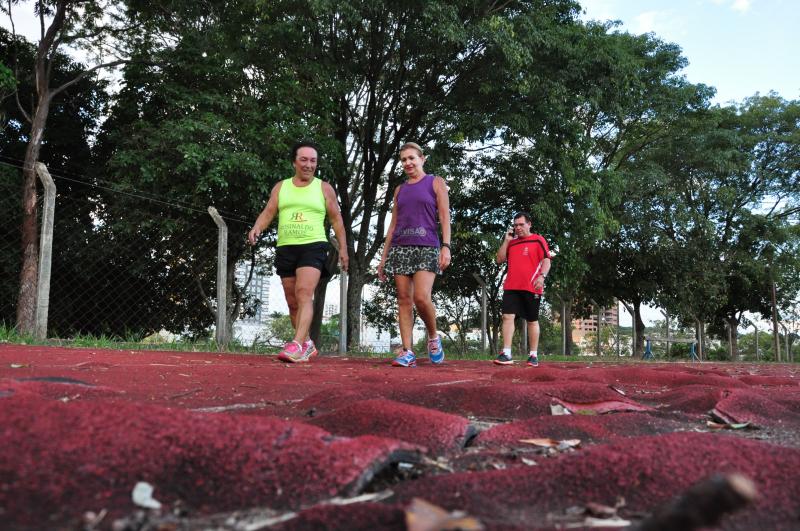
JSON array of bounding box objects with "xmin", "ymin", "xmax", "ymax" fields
[
  {"xmin": 233, "ymin": 262, "xmax": 271, "ymax": 344},
  {"xmin": 323, "ymin": 303, "xmax": 338, "ymax": 321},
  {"xmin": 571, "ymin": 304, "xmax": 619, "ymax": 346}
]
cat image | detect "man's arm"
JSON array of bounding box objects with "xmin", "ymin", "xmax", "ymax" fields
[
  {"xmin": 532, "ymin": 257, "xmax": 552, "ymax": 291},
  {"xmin": 322, "ymin": 182, "xmax": 349, "ymax": 272},
  {"xmin": 496, "ymin": 230, "xmax": 513, "ymax": 263},
  {"xmin": 539, "ymin": 257, "xmax": 552, "ymax": 278},
  {"xmin": 247, "ymin": 182, "xmax": 281, "ymax": 245}
]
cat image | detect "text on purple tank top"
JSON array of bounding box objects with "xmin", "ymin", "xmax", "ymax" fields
[{"xmin": 391, "ymin": 174, "xmax": 440, "ymax": 247}]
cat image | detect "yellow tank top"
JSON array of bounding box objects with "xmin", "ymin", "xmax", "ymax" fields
[{"xmin": 277, "ymin": 177, "xmax": 328, "ymax": 246}]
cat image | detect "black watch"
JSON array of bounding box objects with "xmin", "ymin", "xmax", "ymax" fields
[{"xmin": 441, "ymin": 243, "xmax": 451, "ymax": 250}]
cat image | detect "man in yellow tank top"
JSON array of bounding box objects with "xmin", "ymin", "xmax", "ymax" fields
[{"xmin": 248, "ymin": 141, "xmax": 349, "ymax": 363}]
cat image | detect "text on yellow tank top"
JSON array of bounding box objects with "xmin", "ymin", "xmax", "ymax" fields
[{"xmin": 277, "ymin": 177, "xmax": 327, "ymax": 246}]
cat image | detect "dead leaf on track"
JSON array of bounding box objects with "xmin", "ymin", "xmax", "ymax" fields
[
  {"xmin": 519, "ymin": 438, "xmax": 581, "ymax": 449},
  {"xmin": 550, "ymin": 403, "xmax": 571, "ymax": 415},
  {"xmin": 406, "ymin": 498, "xmax": 484, "ymax": 531}
]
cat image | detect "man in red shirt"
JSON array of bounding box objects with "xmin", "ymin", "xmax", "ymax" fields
[{"xmin": 493, "ymin": 212, "xmax": 551, "ymax": 367}]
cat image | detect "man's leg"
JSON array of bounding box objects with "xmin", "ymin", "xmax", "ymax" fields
[
  {"xmin": 528, "ymin": 320, "xmax": 540, "ymax": 352},
  {"xmin": 291, "ymin": 266, "xmax": 321, "ymax": 344},
  {"xmin": 502, "ymin": 313, "xmax": 516, "ymax": 349},
  {"xmin": 395, "ymin": 274, "xmax": 414, "ymax": 351},
  {"xmin": 526, "ymin": 294, "xmax": 542, "ymax": 366}
]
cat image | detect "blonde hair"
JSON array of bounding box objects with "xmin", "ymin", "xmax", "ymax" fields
[{"xmin": 399, "ymin": 142, "xmax": 424, "ymax": 157}]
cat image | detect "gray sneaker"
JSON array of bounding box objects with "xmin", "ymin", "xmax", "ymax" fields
[{"xmin": 493, "ymin": 351, "xmax": 514, "ymax": 365}]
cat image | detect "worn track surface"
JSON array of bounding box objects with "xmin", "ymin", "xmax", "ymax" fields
[{"xmin": 2, "ymin": 344, "xmax": 800, "ymax": 530}]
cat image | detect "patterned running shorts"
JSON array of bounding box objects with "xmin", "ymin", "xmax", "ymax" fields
[{"xmin": 385, "ymin": 245, "xmax": 441, "ymax": 276}]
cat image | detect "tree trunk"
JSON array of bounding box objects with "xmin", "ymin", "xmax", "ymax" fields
[
  {"xmin": 309, "ymin": 278, "xmax": 328, "ymax": 346},
  {"xmin": 224, "ymin": 254, "xmax": 239, "ymax": 342},
  {"xmin": 726, "ymin": 315, "xmax": 739, "ymax": 360},
  {"xmin": 634, "ymin": 301, "xmax": 645, "ymax": 358},
  {"xmin": 563, "ymin": 299, "xmax": 574, "ymax": 355},
  {"xmin": 346, "ymin": 257, "xmax": 366, "ymax": 350},
  {"xmin": 16, "ymin": 99, "xmax": 51, "ymax": 334}
]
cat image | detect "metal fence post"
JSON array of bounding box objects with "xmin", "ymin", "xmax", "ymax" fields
[
  {"xmin": 339, "ymin": 271, "xmax": 348, "ymax": 354},
  {"xmin": 561, "ymin": 298, "xmax": 567, "ymax": 356},
  {"xmin": 472, "ymin": 274, "xmax": 487, "ymax": 352},
  {"xmin": 34, "ymin": 163, "xmax": 56, "ymax": 340},
  {"xmin": 208, "ymin": 207, "xmax": 228, "ymax": 347},
  {"xmin": 661, "ymin": 310, "xmax": 670, "ymax": 357},
  {"xmin": 753, "ymin": 322, "xmax": 760, "ymax": 360}
]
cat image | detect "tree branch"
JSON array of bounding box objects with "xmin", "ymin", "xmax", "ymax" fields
[{"xmin": 49, "ymin": 59, "xmax": 127, "ymax": 99}]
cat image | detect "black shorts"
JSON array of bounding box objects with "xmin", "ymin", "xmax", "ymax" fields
[
  {"xmin": 275, "ymin": 242, "xmax": 329, "ymax": 278},
  {"xmin": 501, "ymin": 290, "xmax": 541, "ymax": 322}
]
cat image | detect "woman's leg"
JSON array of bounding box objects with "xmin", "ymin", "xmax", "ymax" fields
[
  {"xmin": 395, "ymin": 274, "xmax": 415, "ymax": 350},
  {"xmin": 412, "ymin": 270, "xmax": 437, "ymax": 338}
]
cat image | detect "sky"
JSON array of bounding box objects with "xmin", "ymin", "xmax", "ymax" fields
[
  {"xmin": 579, "ymin": 0, "xmax": 800, "ymax": 105},
  {"xmin": 5, "ymin": 0, "xmax": 798, "ymax": 104}
]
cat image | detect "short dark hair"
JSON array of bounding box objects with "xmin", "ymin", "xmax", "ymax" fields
[
  {"xmin": 513, "ymin": 211, "xmax": 531, "ymax": 223},
  {"xmin": 290, "ymin": 140, "xmax": 319, "ymax": 161}
]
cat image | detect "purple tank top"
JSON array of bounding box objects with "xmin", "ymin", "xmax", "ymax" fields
[{"xmin": 391, "ymin": 174, "xmax": 440, "ymax": 247}]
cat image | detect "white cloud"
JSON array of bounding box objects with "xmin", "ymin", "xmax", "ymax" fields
[
  {"xmin": 634, "ymin": 11, "xmax": 660, "ymax": 33},
  {"xmin": 731, "ymin": 0, "xmax": 752, "ymax": 12},
  {"xmin": 578, "ymin": 0, "xmax": 620, "ymax": 22}
]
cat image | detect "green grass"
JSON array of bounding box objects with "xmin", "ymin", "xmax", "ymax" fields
[
  {"xmin": 0, "ymin": 322, "xmax": 282, "ymax": 355},
  {"xmin": 1, "ymin": 323, "xmax": 788, "ymax": 363}
]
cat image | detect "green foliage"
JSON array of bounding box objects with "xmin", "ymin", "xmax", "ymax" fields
[
  {"xmin": 0, "ymin": 62, "xmax": 14, "ymax": 97},
  {"xmin": 2, "ymin": 2, "xmax": 798, "ymax": 354},
  {"xmin": 264, "ymin": 313, "xmax": 295, "ymax": 345},
  {"xmin": 1, "ymin": 29, "xmax": 111, "ymax": 331}
]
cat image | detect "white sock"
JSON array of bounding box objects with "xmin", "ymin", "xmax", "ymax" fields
[
  {"xmin": 503, "ymin": 347, "xmax": 512, "ymax": 356},
  {"xmin": 530, "ymin": 350, "xmax": 538, "ymax": 358}
]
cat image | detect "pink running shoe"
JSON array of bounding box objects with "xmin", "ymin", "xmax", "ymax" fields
[
  {"xmin": 278, "ymin": 340, "xmax": 315, "ymax": 363},
  {"xmin": 301, "ymin": 339, "xmax": 318, "ymax": 360}
]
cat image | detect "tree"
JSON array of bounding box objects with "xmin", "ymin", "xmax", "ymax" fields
[
  {"xmin": 3, "ymin": 0, "xmax": 152, "ymax": 334},
  {"xmin": 1, "ymin": 28, "xmax": 108, "ymax": 330},
  {"xmin": 633, "ymin": 97, "xmax": 800, "ymax": 357},
  {"xmin": 91, "ymin": 0, "xmax": 325, "ymax": 339},
  {"xmin": 456, "ymin": 26, "xmax": 708, "ymax": 355},
  {"xmin": 275, "ymin": 0, "xmax": 585, "ymax": 348}
]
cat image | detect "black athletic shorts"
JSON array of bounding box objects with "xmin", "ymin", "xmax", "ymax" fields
[
  {"xmin": 275, "ymin": 242, "xmax": 329, "ymax": 278},
  {"xmin": 501, "ymin": 290, "xmax": 541, "ymax": 322}
]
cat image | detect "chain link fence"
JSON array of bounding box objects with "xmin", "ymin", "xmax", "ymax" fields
[
  {"xmin": 0, "ymin": 164, "xmax": 25, "ymax": 325},
  {"xmin": 1, "ymin": 164, "xmax": 257, "ymax": 345},
  {"xmin": 1, "ymin": 162, "xmax": 796, "ymax": 360}
]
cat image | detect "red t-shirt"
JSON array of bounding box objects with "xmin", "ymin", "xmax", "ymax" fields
[{"xmin": 502, "ymin": 234, "xmax": 551, "ymax": 294}]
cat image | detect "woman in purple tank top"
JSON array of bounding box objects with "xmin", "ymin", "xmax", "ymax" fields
[{"xmin": 377, "ymin": 142, "xmax": 451, "ymax": 368}]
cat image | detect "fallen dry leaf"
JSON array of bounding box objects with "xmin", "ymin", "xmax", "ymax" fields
[
  {"xmin": 550, "ymin": 403, "xmax": 571, "ymax": 415},
  {"xmin": 519, "ymin": 438, "xmax": 559, "ymax": 447},
  {"xmin": 707, "ymin": 420, "xmax": 752, "ymax": 430},
  {"xmin": 520, "ymin": 438, "xmax": 581, "ymax": 450},
  {"xmin": 406, "ymin": 498, "xmax": 484, "ymax": 531}
]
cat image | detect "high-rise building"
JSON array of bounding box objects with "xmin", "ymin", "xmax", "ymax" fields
[
  {"xmin": 235, "ymin": 262, "xmax": 271, "ymax": 323},
  {"xmin": 233, "ymin": 262, "xmax": 272, "ymax": 344},
  {"xmin": 323, "ymin": 303, "xmax": 339, "ymax": 321},
  {"xmin": 572, "ymin": 304, "xmax": 619, "ymax": 345}
]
